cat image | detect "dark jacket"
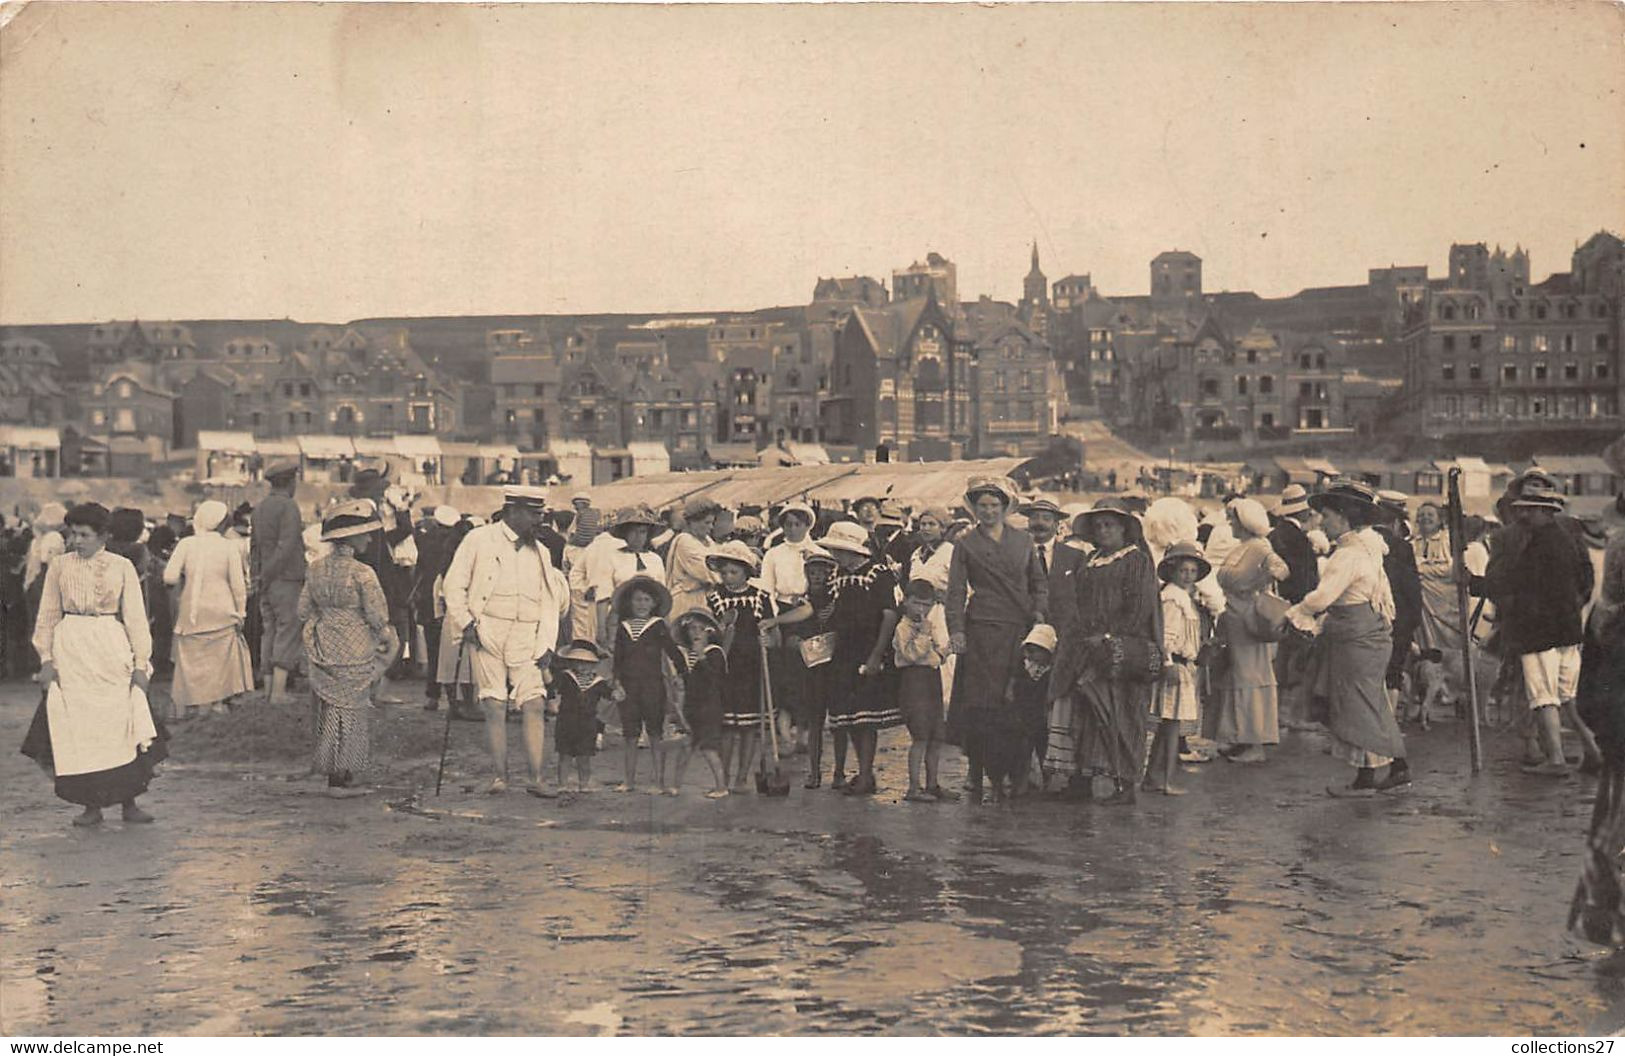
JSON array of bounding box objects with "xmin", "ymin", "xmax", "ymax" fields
[
  {"xmin": 1485, "ymin": 517, "xmax": 1593, "ymax": 655},
  {"xmin": 1042, "ymin": 540, "xmax": 1085, "ymax": 641},
  {"xmin": 1376, "ymin": 525, "xmax": 1423, "ymax": 663},
  {"xmin": 1268, "ymin": 516, "xmax": 1319, "ymax": 604}
]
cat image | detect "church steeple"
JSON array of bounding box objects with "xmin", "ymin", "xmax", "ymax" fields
[{"xmin": 1023, "ymin": 240, "xmax": 1048, "ymax": 309}]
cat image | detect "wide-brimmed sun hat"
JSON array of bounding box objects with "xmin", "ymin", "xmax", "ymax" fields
[
  {"xmin": 609, "ymin": 505, "xmax": 662, "ymax": 538},
  {"xmin": 1158, "ymin": 539, "xmax": 1213, "ymax": 583},
  {"xmin": 1275, "ymin": 484, "xmax": 1311, "ymax": 517},
  {"xmin": 964, "ymin": 475, "xmax": 1019, "ymax": 509},
  {"xmin": 554, "ymin": 638, "xmax": 610, "ymax": 665},
  {"xmin": 612, "ymin": 574, "xmax": 673, "ymax": 619},
  {"xmin": 818, "ymin": 521, "xmax": 873, "ymax": 556},
  {"xmin": 704, "ymin": 539, "xmax": 761, "ymax": 574},
  {"xmin": 675, "ymin": 609, "xmax": 721, "ymax": 637},
  {"xmin": 1073, "ymin": 497, "xmax": 1145, "ymax": 546},
  {"xmin": 321, "ymin": 499, "xmax": 382, "ymax": 542},
  {"xmin": 1308, "ymin": 478, "xmax": 1381, "ymax": 518},
  {"xmin": 1511, "ymin": 484, "xmax": 1567, "ymax": 511}
]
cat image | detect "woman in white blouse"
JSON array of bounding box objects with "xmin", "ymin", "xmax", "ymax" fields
[
  {"xmin": 1286, "ymin": 481, "xmax": 1411, "ymax": 797},
  {"xmin": 21, "ymin": 502, "xmax": 166, "ymax": 827}
]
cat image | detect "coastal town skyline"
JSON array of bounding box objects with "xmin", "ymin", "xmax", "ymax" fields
[{"xmin": 3, "ymin": 3, "xmax": 1621, "ymax": 325}]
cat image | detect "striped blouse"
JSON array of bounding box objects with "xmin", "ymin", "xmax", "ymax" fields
[{"xmin": 32, "ymin": 548, "xmax": 153, "ymax": 671}]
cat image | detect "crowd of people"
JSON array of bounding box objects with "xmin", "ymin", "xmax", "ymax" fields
[{"xmin": 11, "ymin": 457, "xmax": 1625, "ymax": 946}]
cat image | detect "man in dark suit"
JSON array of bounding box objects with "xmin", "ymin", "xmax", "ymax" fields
[
  {"xmin": 1018, "ymin": 496, "xmax": 1082, "ymax": 777},
  {"xmin": 1269, "ymin": 484, "xmax": 1321, "ymax": 729}
]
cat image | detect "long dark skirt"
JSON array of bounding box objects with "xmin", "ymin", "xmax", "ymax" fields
[
  {"xmin": 946, "ymin": 620, "xmax": 1025, "ymax": 748},
  {"xmin": 20, "ymin": 690, "xmax": 170, "ymax": 808},
  {"xmin": 1075, "ymin": 675, "xmax": 1151, "ymax": 783},
  {"xmin": 1313, "ymin": 603, "xmax": 1405, "ymax": 763}
]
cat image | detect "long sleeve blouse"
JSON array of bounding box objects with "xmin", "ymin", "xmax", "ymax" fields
[
  {"xmin": 163, "ymin": 532, "xmax": 248, "ymax": 634},
  {"xmin": 32, "ymin": 548, "xmax": 153, "ymax": 672},
  {"xmin": 1290, "ymin": 529, "xmax": 1394, "ymax": 623}
]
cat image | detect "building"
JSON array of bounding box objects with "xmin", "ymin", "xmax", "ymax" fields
[
  {"xmin": 812, "ymin": 276, "xmax": 889, "ymax": 309},
  {"xmin": 969, "ymin": 311, "xmax": 1057, "ymax": 457},
  {"xmin": 490, "ymin": 344, "xmax": 560, "ymax": 450},
  {"xmin": 1150, "ymin": 250, "xmax": 1202, "ymax": 305},
  {"xmin": 85, "ymin": 320, "xmax": 196, "ymax": 367},
  {"xmin": 1402, "ymin": 235, "xmax": 1623, "ymax": 437},
  {"xmin": 0, "ymin": 336, "xmax": 66, "ymax": 426},
  {"xmin": 824, "ymin": 290, "xmax": 974, "ymax": 461},
  {"xmin": 1019, "ymin": 242, "xmax": 1050, "ymax": 339},
  {"xmin": 892, "ymin": 252, "xmax": 958, "ymax": 309}
]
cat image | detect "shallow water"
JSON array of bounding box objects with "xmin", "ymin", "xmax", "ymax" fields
[{"xmin": 2, "ymin": 679, "xmax": 1623, "ymax": 1035}]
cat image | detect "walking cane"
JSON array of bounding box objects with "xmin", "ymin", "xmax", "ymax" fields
[
  {"xmin": 434, "ymin": 643, "xmax": 467, "ymax": 796},
  {"xmin": 1447, "ymin": 468, "xmax": 1484, "ymax": 773}
]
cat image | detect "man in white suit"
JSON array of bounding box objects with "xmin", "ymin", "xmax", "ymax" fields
[{"xmin": 443, "ymin": 486, "xmax": 572, "ymax": 796}]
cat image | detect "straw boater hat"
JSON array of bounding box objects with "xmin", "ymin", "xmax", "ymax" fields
[
  {"xmin": 609, "ymin": 505, "xmax": 662, "ymax": 539},
  {"xmin": 554, "ymin": 638, "xmax": 609, "ymax": 666},
  {"xmin": 503, "ymin": 484, "xmax": 548, "ymax": 510},
  {"xmin": 705, "ymin": 539, "xmax": 761, "ymax": 574},
  {"xmin": 1158, "ymin": 539, "xmax": 1213, "ymax": 583},
  {"xmin": 433, "ymin": 505, "xmax": 461, "ymax": 528},
  {"xmin": 1376, "ymin": 489, "xmax": 1411, "ymax": 521},
  {"xmin": 321, "ymin": 499, "xmax": 382, "ymax": 542},
  {"xmin": 818, "ymin": 521, "xmax": 873, "ymax": 556},
  {"xmin": 612, "ymin": 574, "xmax": 673, "ymax": 619},
  {"xmin": 1275, "ymin": 484, "xmax": 1312, "ymax": 517},
  {"xmin": 1073, "ymin": 496, "xmax": 1145, "ymax": 546},
  {"xmin": 877, "ymin": 500, "xmax": 908, "ymax": 528},
  {"xmin": 964, "ymin": 475, "xmax": 1019, "ymax": 509},
  {"xmin": 1308, "ymin": 478, "xmax": 1381, "ymax": 519},
  {"xmin": 1018, "ymin": 495, "xmax": 1065, "ymax": 519}
]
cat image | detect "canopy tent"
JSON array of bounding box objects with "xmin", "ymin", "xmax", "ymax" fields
[
  {"xmin": 706, "ymin": 443, "xmax": 760, "ymax": 468},
  {"xmin": 297, "ymin": 435, "xmax": 356, "ymax": 460},
  {"xmin": 196, "ymin": 430, "xmax": 258, "ymax": 456},
  {"xmin": 628, "ymin": 441, "xmax": 671, "ymax": 477},
  {"xmin": 257, "ymin": 439, "xmax": 299, "ymax": 458},
  {"xmin": 2, "ymin": 426, "xmax": 61, "ymax": 450},
  {"xmin": 547, "ymin": 440, "xmax": 592, "ymax": 486}
]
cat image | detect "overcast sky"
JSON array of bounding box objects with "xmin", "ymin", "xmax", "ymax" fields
[{"xmin": 2, "ymin": 2, "xmax": 1621, "ymax": 324}]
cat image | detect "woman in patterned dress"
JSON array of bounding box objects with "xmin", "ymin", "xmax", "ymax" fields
[
  {"xmin": 21, "ymin": 502, "xmax": 167, "ymax": 827},
  {"xmin": 819, "ymin": 521, "xmax": 903, "ymax": 796},
  {"xmin": 1045, "ymin": 498, "xmax": 1160, "ymax": 804},
  {"xmin": 298, "ymin": 501, "xmax": 399, "ymax": 798}
]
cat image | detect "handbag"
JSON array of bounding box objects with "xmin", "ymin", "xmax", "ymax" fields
[
  {"xmin": 1246, "ymin": 592, "xmax": 1292, "ymax": 643},
  {"xmin": 798, "ymin": 631, "xmax": 837, "ymax": 668},
  {"xmin": 1101, "ymin": 633, "xmax": 1163, "ymax": 684}
]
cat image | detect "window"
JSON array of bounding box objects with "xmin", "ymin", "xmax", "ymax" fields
[
  {"xmin": 1531, "ymin": 397, "xmax": 1547, "ymax": 416},
  {"xmin": 1534, "ymin": 362, "xmax": 1548, "ymax": 381},
  {"xmin": 118, "ymin": 381, "xmax": 132, "ymax": 399},
  {"xmin": 1502, "ymin": 364, "xmax": 1518, "ymax": 382},
  {"xmin": 1442, "ymin": 335, "xmax": 1456, "ymax": 353},
  {"xmin": 1597, "ymin": 362, "xmax": 1612, "ymax": 380},
  {"xmin": 1466, "ymin": 303, "xmax": 1482, "ymax": 320},
  {"xmin": 283, "ymin": 383, "xmax": 295, "ymax": 398},
  {"xmin": 1597, "ymin": 303, "xmax": 1611, "ymax": 318},
  {"xmin": 1442, "ymin": 363, "xmax": 1457, "ymax": 381},
  {"xmin": 91, "ymin": 409, "xmax": 105, "ymax": 426},
  {"xmin": 1299, "ymin": 380, "xmax": 1313, "ymax": 397},
  {"xmin": 1566, "ymin": 362, "xmax": 1580, "ymax": 381},
  {"xmin": 1562, "ymin": 334, "xmax": 1576, "ymax": 353},
  {"xmin": 1259, "ymin": 375, "xmax": 1274, "ymax": 395},
  {"xmin": 1533, "ymin": 334, "xmax": 1550, "ymax": 354},
  {"xmin": 1260, "ymin": 412, "xmax": 1275, "ymax": 429},
  {"xmin": 533, "ymin": 383, "xmax": 546, "ymax": 397},
  {"xmin": 1237, "ymin": 376, "xmax": 1249, "ymax": 396},
  {"xmin": 299, "ymin": 383, "xmax": 312, "ymax": 398},
  {"xmin": 1502, "ymin": 334, "xmax": 1517, "ymax": 353},
  {"xmin": 301, "ymin": 412, "xmax": 313, "ymax": 426},
  {"xmin": 1468, "ymin": 362, "xmax": 1482, "ymax": 380},
  {"xmin": 1536, "ymin": 304, "xmax": 1548, "ymax": 320},
  {"xmin": 1202, "ymin": 377, "xmax": 1219, "ymax": 396},
  {"xmin": 1441, "ymin": 305, "xmax": 1456, "ymax": 321},
  {"xmin": 1599, "ymin": 334, "xmax": 1613, "ymax": 352},
  {"xmin": 1469, "ymin": 335, "xmax": 1483, "ymax": 351},
  {"xmin": 1246, "ymin": 349, "xmax": 1257, "ymax": 364}
]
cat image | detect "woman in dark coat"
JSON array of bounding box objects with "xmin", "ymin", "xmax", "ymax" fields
[
  {"xmin": 1570, "ymin": 516, "xmax": 1625, "ymax": 945},
  {"xmin": 944, "ymin": 476, "xmax": 1048, "ymax": 802},
  {"xmin": 1044, "ymin": 498, "xmax": 1159, "ymax": 804}
]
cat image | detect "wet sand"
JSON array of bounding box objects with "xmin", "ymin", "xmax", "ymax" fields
[{"xmin": 2, "ymin": 678, "xmax": 1622, "ymax": 1036}]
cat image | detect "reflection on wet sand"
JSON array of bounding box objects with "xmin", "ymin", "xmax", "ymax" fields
[{"xmin": 3, "ymin": 685, "xmax": 1624, "ymax": 1035}]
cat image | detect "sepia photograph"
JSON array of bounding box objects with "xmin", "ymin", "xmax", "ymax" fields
[{"xmin": 1, "ymin": 0, "xmax": 1623, "ymax": 1038}]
